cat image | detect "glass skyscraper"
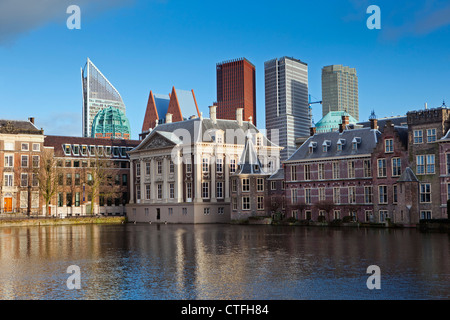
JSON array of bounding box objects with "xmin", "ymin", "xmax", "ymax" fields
[
  {"xmin": 81, "ymin": 58, "xmax": 127, "ymax": 138},
  {"xmin": 265, "ymin": 56, "xmax": 309, "ymax": 160}
]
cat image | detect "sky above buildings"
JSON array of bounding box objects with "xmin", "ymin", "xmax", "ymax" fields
[{"xmin": 0, "ymin": 0, "xmax": 449, "ymax": 139}]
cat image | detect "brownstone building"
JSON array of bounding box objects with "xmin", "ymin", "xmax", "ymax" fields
[{"xmin": 215, "ymin": 58, "xmax": 256, "ymax": 126}]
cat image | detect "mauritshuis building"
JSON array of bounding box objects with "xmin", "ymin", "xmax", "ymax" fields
[{"xmin": 81, "ymin": 58, "xmax": 131, "ymax": 139}]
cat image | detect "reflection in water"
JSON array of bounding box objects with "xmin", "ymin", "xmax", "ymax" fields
[{"xmin": 0, "ymin": 224, "xmax": 448, "ymax": 300}]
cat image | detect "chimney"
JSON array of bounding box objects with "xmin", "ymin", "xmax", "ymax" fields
[
  {"xmin": 209, "ymin": 105, "xmax": 217, "ymax": 124},
  {"xmin": 166, "ymin": 113, "xmax": 172, "ymax": 123},
  {"xmin": 341, "ymin": 115, "xmax": 349, "ymax": 127},
  {"xmin": 236, "ymin": 108, "xmax": 243, "ymax": 126},
  {"xmin": 370, "ymin": 118, "xmax": 378, "ymax": 130},
  {"xmin": 310, "ymin": 127, "xmax": 316, "ymax": 136},
  {"xmin": 339, "ymin": 123, "xmax": 344, "ymax": 133},
  {"xmin": 29, "ymin": 117, "xmax": 35, "ymax": 124}
]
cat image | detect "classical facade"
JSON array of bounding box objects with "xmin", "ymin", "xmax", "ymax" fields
[
  {"xmin": 127, "ymin": 106, "xmax": 281, "ymax": 223},
  {"xmin": 0, "ymin": 118, "xmax": 44, "ymax": 214}
]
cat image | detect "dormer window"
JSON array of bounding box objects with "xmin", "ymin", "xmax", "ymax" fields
[
  {"xmin": 72, "ymin": 145, "xmax": 80, "ymax": 156},
  {"xmin": 308, "ymin": 141, "xmax": 317, "ymax": 154},
  {"xmin": 322, "ymin": 140, "xmax": 331, "ymax": 152},
  {"xmin": 352, "ymin": 137, "xmax": 361, "ymax": 150},
  {"xmin": 80, "ymin": 145, "xmax": 88, "ymax": 156},
  {"xmin": 63, "ymin": 144, "xmax": 71, "ymax": 156},
  {"xmin": 337, "ymin": 139, "xmax": 346, "ymax": 151}
]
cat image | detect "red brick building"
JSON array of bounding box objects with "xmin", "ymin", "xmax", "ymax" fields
[{"xmin": 215, "ymin": 58, "xmax": 256, "ymax": 126}]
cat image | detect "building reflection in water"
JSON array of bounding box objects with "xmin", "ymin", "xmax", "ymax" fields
[{"xmin": 0, "ymin": 224, "xmax": 448, "ymax": 299}]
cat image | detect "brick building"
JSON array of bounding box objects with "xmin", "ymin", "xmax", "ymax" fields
[{"xmin": 0, "ymin": 118, "xmax": 44, "ymax": 214}]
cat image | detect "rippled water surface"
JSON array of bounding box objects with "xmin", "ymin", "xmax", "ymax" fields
[{"xmin": 0, "ymin": 224, "xmax": 448, "ymax": 300}]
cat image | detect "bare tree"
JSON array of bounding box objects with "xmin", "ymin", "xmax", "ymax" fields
[
  {"xmin": 314, "ymin": 200, "xmax": 336, "ymax": 222},
  {"xmin": 35, "ymin": 147, "xmax": 61, "ymax": 216}
]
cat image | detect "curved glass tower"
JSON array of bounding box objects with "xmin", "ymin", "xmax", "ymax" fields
[
  {"xmin": 91, "ymin": 106, "xmax": 131, "ymax": 139},
  {"xmin": 82, "ymin": 58, "xmax": 127, "ymax": 138}
]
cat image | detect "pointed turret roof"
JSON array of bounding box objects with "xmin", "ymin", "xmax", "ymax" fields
[
  {"xmin": 397, "ymin": 167, "xmax": 419, "ymax": 182},
  {"xmin": 235, "ymin": 134, "xmax": 266, "ymax": 175}
]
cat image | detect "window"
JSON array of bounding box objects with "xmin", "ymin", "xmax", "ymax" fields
[
  {"xmin": 72, "ymin": 145, "xmax": 80, "ymax": 156},
  {"xmin": 232, "ymin": 179, "xmax": 237, "ymax": 193},
  {"xmin": 75, "ymin": 192, "xmax": 80, "ymax": 207},
  {"xmin": 169, "ymin": 160, "xmax": 174, "ymax": 173},
  {"xmin": 21, "ymin": 143, "xmax": 29, "ymax": 151},
  {"xmin": 136, "ymin": 162, "xmax": 141, "ymax": 176},
  {"xmin": 242, "ymin": 178, "xmax": 250, "ymax": 192},
  {"xmin": 305, "ymin": 188, "xmax": 311, "ymax": 204},
  {"xmin": 392, "ymin": 158, "xmax": 401, "ymax": 177},
  {"xmin": 365, "ymin": 210, "xmax": 373, "ymax": 222},
  {"xmin": 257, "ymin": 178, "xmax": 264, "ymax": 191},
  {"xmin": 230, "ymin": 159, "xmax": 236, "ymax": 173},
  {"xmin": 169, "ymin": 183, "xmax": 174, "ymax": 199},
  {"xmin": 146, "ymin": 162, "xmax": 151, "ymax": 175},
  {"xmin": 318, "ymin": 163, "xmax": 325, "ymax": 180},
  {"xmin": 122, "ymin": 174, "xmax": 128, "ymax": 186},
  {"xmin": 291, "ymin": 188, "xmax": 298, "ymax": 204},
  {"xmin": 257, "ymin": 196, "xmax": 264, "ymax": 210},
  {"xmin": 20, "ymin": 174, "xmax": 28, "ymax": 187},
  {"xmin": 385, "ymin": 139, "xmax": 394, "ymax": 153},
  {"xmin": 66, "ymin": 174, "xmax": 72, "ymax": 185},
  {"xmin": 4, "ymin": 155, "xmax": 13, "ymax": 167},
  {"xmin": 182, "ymin": 208, "xmax": 188, "ymax": 215},
  {"xmin": 157, "ymin": 184, "xmax": 162, "ymax": 199},
  {"xmin": 157, "ymin": 161, "xmax": 162, "ymax": 174},
  {"xmin": 347, "ymin": 161, "xmax": 355, "ymax": 179},
  {"xmin": 348, "ymin": 186, "xmax": 356, "ymax": 204},
  {"xmin": 66, "ymin": 192, "xmax": 73, "ymax": 207},
  {"xmin": 186, "ymin": 182, "xmax": 192, "ymax": 199},
  {"xmin": 4, "ymin": 173, "xmax": 13, "ymax": 187},
  {"xmin": 217, "ymin": 182, "xmax": 223, "ymax": 199},
  {"xmin": 290, "ymin": 166, "xmax": 297, "ymax": 181},
  {"xmin": 21, "ymin": 155, "xmax": 28, "ymax": 168},
  {"xmin": 363, "ymin": 160, "xmax": 371, "ymax": 178},
  {"xmin": 427, "ymin": 128, "xmax": 436, "ymax": 142},
  {"xmin": 315, "ymin": 187, "xmax": 324, "ymax": 201},
  {"xmin": 217, "ymin": 133, "xmax": 223, "ymax": 144},
  {"xmin": 447, "ymin": 154, "xmax": 450, "ymax": 175},
  {"xmin": 333, "ymin": 187, "xmax": 340, "ymax": 204},
  {"xmin": 417, "ymin": 154, "xmax": 435, "ymax": 174},
  {"xmin": 414, "ymin": 130, "xmax": 423, "ymax": 144},
  {"xmin": 80, "ymin": 145, "xmax": 87, "ymax": 156},
  {"xmin": 216, "ymin": 158, "xmax": 223, "ymax": 173},
  {"xmin": 378, "ymin": 185, "xmax": 388, "ymax": 204},
  {"xmin": 334, "ymin": 210, "xmax": 341, "ymax": 220},
  {"xmin": 420, "ymin": 183, "xmax": 431, "ymax": 203},
  {"xmin": 58, "ymin": 193, "xmax": 63, "ymax": 207},
  {"xmin": 304, "ymin": 164, "xmax": 311, "ymax": 180},
  {"xmin": 20, "ymin": 191, "xmax": 28, "ymax": 208},
  {"xmin": 146, "ymin": 185, "xmax": 151, "ymax": 200},
  {"xmin": 271, "ymin": 181, "xmax": 277, "ymax": 190},
  {"xmin": 202, "ymin": 182, "xmax": 209, "ymax": 199},
  {"xmin": 218, "ymin": 207, "xmax": 224, "ymax": 215},
  {"xmin": 232, "ymin": 197, "xmax": 238, "ymax": 210},
  {"xmin": 75, "ymin": 173, "xmax": 80, "ymax": 186},
  {"xmin": 420, "ymin": 210, "xmax": 432, "ymax": 219},
  {"xmin": 393, "ymin": 185, "xmax": 398, "ymax": 204},
  {"xmin": 379, "ymin": 210, "xmax": 388, "ymax": 222},
  {"xmin": 204, "ymin": 208, "xmax": 210, "ymax": 215},
  {"xmin": 364, "ymin": 186, "xmax": 373, "ymax": 204},
  {"xmin": 144, "ymin": 208, "xmax": 149, "ymax": 217},
  {"xmin": 242, "ymin": 196, "xmax": 250, "ymax": 210},
  {"xmin": 32, "ymin": 143, "xmax": 40, "ymax": 151},
  {"xmin": 202, "ymin": 157, "xmax": 209, "ymax": 173},
  {"xmin": 377, "ymin": 159, "xmax": 387, "ymax": 177},
  {"xmin": 112, "ymin": 147, "xmax": 119, "ymax": 157},
  {"xmin": 186, "ymin": 159, "xmax": 192, "ymax": 173},
  {"xmin": 332, "ymin": 162, "xmax": 340, "ymax": 179}
]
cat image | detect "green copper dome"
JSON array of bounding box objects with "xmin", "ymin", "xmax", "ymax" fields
[{"xmin": 91, "ymin": 106, "xmax": 131, "ymax": 140}]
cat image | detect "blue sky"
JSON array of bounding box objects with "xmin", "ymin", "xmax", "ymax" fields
[{"xmin": 1, "ymin": 0, "xmax": 450, "ymax": 139}]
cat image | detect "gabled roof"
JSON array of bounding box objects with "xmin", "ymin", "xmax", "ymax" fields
[
  {"xmin": 142, "ymin": 90, "xmax": 171, "ymax": 132},
  {"xmin": 397, "ymin": 167, "xmax": 419, "ymax": 182},
  {"xmin": 0, "ymin": 119, "xmax": 43, "ymax": 135},
  {"xmin": 285, "ymin": 127, "xmax": 381, "ymax": 162},
  {"xmin": 267, "ymin": 167, "xmax": 284, "ymax": 180},
  {"xmin": 235, "ymin": 135, "xmax": 266, "ymax": 175}
]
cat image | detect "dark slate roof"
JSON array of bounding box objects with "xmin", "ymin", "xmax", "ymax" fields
[
  {"xmin": 397, "ymin": 167, "xmax": 419, "ymax": 182},
  {"xmin": 136, "ymin": 117, "xmax": 280, "ymax": 149},
  {"xmin": 285, "ymin": 127, "xmax": 381, "ymax": 162},
  {"xmin": 0, "ymin": 119, "xmax": 43, "ymax": 135},
  {"xmin": 235, "ymin": 136, "xmax": 266, "ymax": 175},
  {"xmin": 267, "ymin": 167, "xmax": 284, "ymax": 180},
  {"xmin": 358, "ymin": 116, "xmax": 407, "ymax": 130},
  {"xmin": 394, "ymin": 126, "xmax": 408, "ymax": 147}
]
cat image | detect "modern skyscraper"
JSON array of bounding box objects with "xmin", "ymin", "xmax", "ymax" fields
[
  {"xmin": 81, "ymin": 58, "xmax": 127, "ymax": 138},
  {"xmin": 321, "ymin": 65, "xmax": 359, "ymax": 121},
  {"xmin": 265, "ymin": 56, "xmax": 309, "ymax": 160},
  {"xmin": 215, "ymin": 58, "xmax": 256, "ymax": 125}
]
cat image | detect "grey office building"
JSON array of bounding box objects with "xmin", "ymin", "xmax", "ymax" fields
[
  {"xmin": 321, "ymin": 65, "xmax": 359, "ymax": 121},
  {"xmin": 265, "ymin": 56, "xmax": 309, "ymax": 160}
]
